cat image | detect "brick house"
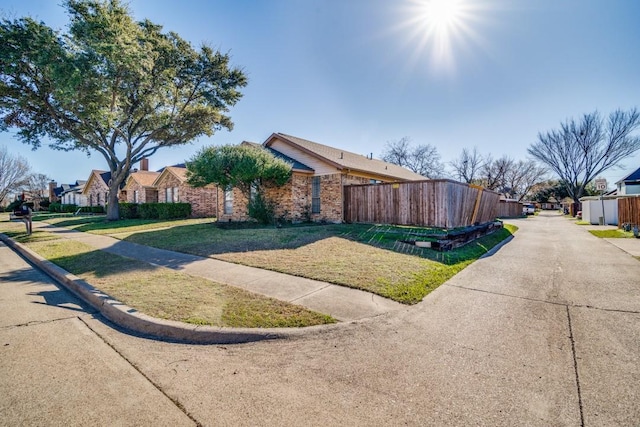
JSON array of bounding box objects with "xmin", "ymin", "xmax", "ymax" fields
[
  {"xmin": 218, "ymin": 133, "xmax": 425, "ymax": 223},
  {"xmin": 82, "ymin": 170, "xmax": 111, "ymax": 207},
  {"xmin": 153, "ymin": 164, "xmax": 217, "ymax": 217},
  {"xmin": 122, "ymin": 160, "xmax": 160, "ymax": 204}
]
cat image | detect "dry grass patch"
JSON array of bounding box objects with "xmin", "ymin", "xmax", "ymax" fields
[{"xmin": 22, "ymin": 238, "xmax": 335, "ymax": 328}]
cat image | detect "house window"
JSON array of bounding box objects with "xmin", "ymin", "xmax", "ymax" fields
[
  {"xmin": 311, "ymin": 176, "xmax": 321, "ymax": 214},
  {"xmin": 173, "ymin": 187, "xmax": 179, "ymax": 202},
  {"xmin": 89, "ymin": 194, "xmax": 93, "ymax": 206},
  {"xmin": 133, "ymin": 190, "xmax": 139, "ymax": 203},
  {"xmin": 97, "ymin": 193, "xmax": 100, "ymax": 205},
  {"xmin": 165, "ymin": 187, "xmax": 173, "ymax": 203},
  {"xmin": 224, "ymin": 186, "xmax": 233, "ymax": 215}
]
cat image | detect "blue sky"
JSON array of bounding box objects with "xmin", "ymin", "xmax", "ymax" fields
[{"xmin": 1, "ymin": 0, "xmax": 639, "ymax": 189}]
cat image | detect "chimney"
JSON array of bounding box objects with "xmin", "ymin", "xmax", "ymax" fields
[
  {"xmin": 140, "ymin": 158, "xmax": 149, "ymax": 171},
  {"xmin": 49, "ymin": 181, "xmax": 57, "ymax": 202}
]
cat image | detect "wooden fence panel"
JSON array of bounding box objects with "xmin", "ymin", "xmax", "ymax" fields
[
  {"xmin": 497, "ymin": 200, "xmax": 523, "ymax": 218},
  {"xmin": 618, "ymin": 196, "xmax": 640, "ymax": 226},
  {"xmin": 343, "ymin": 179, "xmax": 501, "ymax": 228}
]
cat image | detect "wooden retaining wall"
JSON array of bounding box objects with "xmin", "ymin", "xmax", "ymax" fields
[
  {"xmin": 497, "ymin": 200, "xmax": 523, "ymax": 218},
  {"xmin": 343, "ymin": 179, "xmax": 500, "ymax": 229},
  {"xmin": 618, "ymin": 196, "xmax": 640, "ymax": 226}
]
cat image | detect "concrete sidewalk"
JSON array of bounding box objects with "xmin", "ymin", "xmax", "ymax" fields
[{"xmin": 31, "ymin": 222, "xmax": 404, "ymax": 323}]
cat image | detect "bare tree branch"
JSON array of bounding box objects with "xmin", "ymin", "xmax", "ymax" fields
[{"xmin": 528, "ymin": 109, "xmax": 640, "ymax": 203}]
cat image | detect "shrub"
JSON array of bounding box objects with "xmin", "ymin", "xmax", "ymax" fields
[
  {"xmin": 248, "ymin": 192, "xmax": 276, "ymax": 225},
  {"xmin": 138, "ymin": 203, "xmax": 159, "ymax": 219},
  {"xmin": 6, "ymin": 199, "xmax": 22, "ymax": 212},
  {"xmin": 157, "ymin": 203, "xmax": 191, "ymax": 219},
  {"xmin": 118, "ymin": 203, "xmax": 139, "ymax": 219},
  {"xmin": 49, "ymin": 203, "xmax": 78, "ymax": 213},
  {"xmin": 79, "ymin": 206, "xmax": 105, "ymax": 214},
  {"xmin": 135, "ymin": 203, "xmax": 191, "ymax": 220}
]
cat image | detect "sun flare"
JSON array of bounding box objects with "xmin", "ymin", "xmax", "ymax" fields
[
  {"xmin": 398, "ymin": 0, "xmax": 484, "ymax": 73},
  {"xmin": 424, "ymin": 0, "xmax": 463, "ymax": 30}
]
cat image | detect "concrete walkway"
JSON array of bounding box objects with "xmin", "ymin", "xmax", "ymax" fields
[{"xmin": 31, "ymin": 222, "xmax": 404, "ymax": 323}]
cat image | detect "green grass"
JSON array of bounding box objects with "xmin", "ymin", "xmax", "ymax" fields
[
  {"xmin": 111, "ymin": 220, "xmax": 518, "ymax": 304},
  {"xmin": 4, "ymin": 215, "xmax": 518, "ymax": 306},
  {"xmin": 40, "ymin": 215, "xmax": 214, "ymax": 235},
  {"xmin": 588, "ymin": 229, "xmax": 635, "ymax": 238},
  {"xmin": 19, "ymin": 237, "xmax": 335, "ymax": 328}
]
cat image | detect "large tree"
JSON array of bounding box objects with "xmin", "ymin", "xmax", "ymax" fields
[
  {"xmin": 528, "ymin": 109, "xmax": 640, "ymax": 203},
  {"xmin": 381, "ymin": 137, "xmax": 444, "ymax": 178},
  {"xmin": 449, "ymin": 147, "xmax": 483, "ymax": 184},
  {"xmin": 0, "ymin": 0, "xmax": 247, "ymax": 220},
  {"xmin": 0, "ymin": 146, "xmax": 31, "ymax": 204}
]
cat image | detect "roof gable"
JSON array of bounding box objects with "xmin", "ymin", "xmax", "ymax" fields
[
  {"xmin": 81, "ymin": 170, "xmax": 110, "ymax": 195},
  {"xmin": 264, "ymin": 133, "xmax": 425, "ymax": 181},
  {"xmin": 126, "ymin": 171, "xmax": 160, "ymax": 188},
  {"xmin": 616, "ymin": 167, "xmax": 640, "ymax": 184},
  {"xmin": 152, "ymin": 165, "xmax": 187, "ymax": 186},
  {"xmin": 241, "ymin": 140, "xmax": 314, "ymax": 173}
]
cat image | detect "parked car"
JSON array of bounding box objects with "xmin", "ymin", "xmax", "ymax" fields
[{"xmin": 523, "ymin": 204, "xmax": 535, "ymax": 215}]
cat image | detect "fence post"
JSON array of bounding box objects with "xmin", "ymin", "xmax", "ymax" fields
[{"xmin": 469, "ymin": 184, "xmax": 484, "ymax": 225}]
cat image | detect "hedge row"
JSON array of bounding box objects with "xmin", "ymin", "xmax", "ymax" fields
[
  {"xmin": 119, "ymin": 202, "xmax": 191, "ymax": 220},
  {"xmin": 49, "ymin": 203, "xmax": 79, "ymax": 213},
  {"xmin": 47, "ymin": 203, "xmax": 104, "ymax": 213}
]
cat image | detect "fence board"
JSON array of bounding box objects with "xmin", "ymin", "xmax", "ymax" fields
[
  {"xmin": 618, "ymin": 196, "xmax": 640, "ymax": 226},
  {"xmin": 343, "ymin": 179, "xmax": 500, "ymax": 228},
  {"xmin": 498, "ymin": 200, "xmax": 523, "ymax": 218}
]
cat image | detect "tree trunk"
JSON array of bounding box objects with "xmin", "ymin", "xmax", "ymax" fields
[
  {"xmin": 106, "ymin": 185, "xmax": 120, "ymax": 220},
  {"xmin": 105, "ymin": 168, "xmax": 128, "ymax": 221}
]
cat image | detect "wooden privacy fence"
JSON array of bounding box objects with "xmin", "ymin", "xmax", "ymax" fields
[
  {"xmin": 618, "ymin": 196, "xmax": 640, "ymax": 226},
  {"xmin": 497, "ymin": 200, "xmax": 523, "ymax": 218},
  {"xmin": 343, "ymin": 179, "xmax": 500, "ymax": 229}
]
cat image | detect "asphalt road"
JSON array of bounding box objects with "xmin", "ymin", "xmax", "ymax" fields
[{"xmin": 1, "ymin": 212, "xmax": 639, "ymax": 426}]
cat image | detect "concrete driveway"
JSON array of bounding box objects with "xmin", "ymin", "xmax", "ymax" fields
[{"xmin": 2, "ymin": 211, "xmax": 639, "ymax": 426}]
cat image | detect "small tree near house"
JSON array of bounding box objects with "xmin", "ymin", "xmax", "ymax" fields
[
  {"xmin": 0, "ymin": 0, "xmax": 247, "ymax": 220},
  {"xmin": 186, "ymin": 144, "xmax": 292, "ymax": 224}
]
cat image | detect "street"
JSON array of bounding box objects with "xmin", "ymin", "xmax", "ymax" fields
[{"xmin": 1, "ymin": 212, "xmax": 639, "ymax": 426}]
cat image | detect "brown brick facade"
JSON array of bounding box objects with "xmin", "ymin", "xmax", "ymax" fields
[
  {"xmin": 216, "ymin": 172, "xmax": 370, "ymax": 223},
  {"xmin": 156, "ymin": 171, "xmax": 217, "ymax": 218},
  {"xmin": 125, "ymin": 182, "xmax": 158, "ymax": 204},
  {"xmin": 85, "ymin": 174, "xmax": 109, "ymax": 207}
]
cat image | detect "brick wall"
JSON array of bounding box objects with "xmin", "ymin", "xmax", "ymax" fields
[
  {"xmin": 216, "ymin": 186, "xmax": 250, "ymax": 222},
  {"xmin": 85, "ymin": 177, "xmax": 109, "ymax": 206},
  {"xmin": 156, "ymin": 172, "xmax": 217, "ymax": 218},
  {"xmin": 125, "ymin": 182, "xmax": 158, "ymax": 204},
  {"xmin": 213, "ymin": 172, "xmax": 370, "ymax": 223}
]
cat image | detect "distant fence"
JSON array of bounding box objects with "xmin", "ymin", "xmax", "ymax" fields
[
  {"xmin": 343, "ymin": 179, "xmax": 500, "ymax": 229},
  {"xmin": 618, "ymin": 196, "xmax": 640, "ymax": 226},
  {"xmin": 497, "ymin": 200, "xmax": 523, "ymax": 218}
]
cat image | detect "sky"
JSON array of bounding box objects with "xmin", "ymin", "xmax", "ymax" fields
[{"xmin": 1, "ymin": 0, "xmax": 639, "ymax": 191}]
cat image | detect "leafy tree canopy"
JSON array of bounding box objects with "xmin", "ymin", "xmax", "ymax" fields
[
  {"xmin": 0, "ymin": 0, "xmax": 247, "ymax": 219},
  {"xmin": 186, "ymin": 144, "xmax": 292, "ymax": 194}
]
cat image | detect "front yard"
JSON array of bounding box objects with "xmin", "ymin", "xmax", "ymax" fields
[{"xmin": 1, "ymin": 213, "xmax": 516, "ymax": 325}]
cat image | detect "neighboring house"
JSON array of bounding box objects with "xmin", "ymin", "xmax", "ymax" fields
[
  {"xmin": 124, "ymin": 170, "xmax": 160, "ymax": 203},
  {"xmin": 59, "ymin": 180, "xmax": 87, "ymax": 206},
  {"xmin": 616, "ymin": 167, "xmax": 640, "ymax": 195},
  {"xmin": 219, "ymin": 133, "xmax": 426, "ymax": 223},
  {"xmin": 153, "ymin": 164, "xmax": 217, "ymax": 217},
  {"xmin": 82, "ymin": 170, "xmax": 111, "ymax": 207},
  {"xmin": 123, "ymin": 160, "xmax": 160, "ymax": 204}
]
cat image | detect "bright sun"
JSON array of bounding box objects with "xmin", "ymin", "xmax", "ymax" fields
[
  {"xmin": 424, "ymin": 0, "xmax": 463, "ymax": 30},
  {"xmin": 399, "ymin": 0, "xmax": 480, "ymax": 73}
]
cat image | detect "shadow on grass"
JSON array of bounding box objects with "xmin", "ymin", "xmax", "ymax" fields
[{"xmin": 119, "ymin": 221, "xmax": 516, "ymax": 266}]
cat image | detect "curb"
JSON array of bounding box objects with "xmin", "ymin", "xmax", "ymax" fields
[{"xmin": 0, "ymin": 234, "xmax": 336, "ymax": 344}]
